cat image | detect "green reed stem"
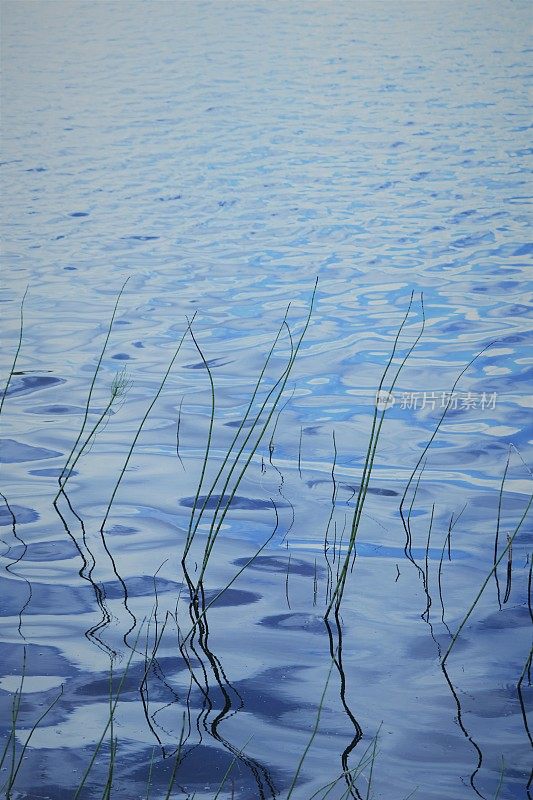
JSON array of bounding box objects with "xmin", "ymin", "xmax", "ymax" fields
[
  {"xmin": 74, "ymin": 625, "xmax": 143, "ymax": 800},
  {"xmin": 442, "ymin": 492, "xmax": 532, "ymax": 666},
  {"xmin": 326, "ymin": 292, "xmax": 424, "ymax": 617},
  {"xmin": 212, "ymin": 736, "xmax": 254, "ymax": 800},
  {"xmin": 183, "ymin": 306, "xmax": 290, "ymax": 559},
  {"xmin": 286, "ymin": 650, "xmax": 336, "ymax": 799},
  {"xmin": 0, "ymin": 286, "xmax": 28, "ymax": 420},
  {"xmin": 58, "ymin": 277, "xmax": 130, "ymax": 489},
  {"xmin": 99, "ymin": 316, "xmax": 194, "ymax": 533},
  {"xmin": 196, "ymin": 281, "xmax": 317, "ymax": 589}
]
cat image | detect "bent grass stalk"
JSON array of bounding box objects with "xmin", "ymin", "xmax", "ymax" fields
[
  {"xmin": 182, "ymin": 319, "xmax": 294, "ymax": 571},
  {"xmin": 85, "ymin": 316, "xmax": 196, "ymax": 647},
  {"xmin": 212, "ymin": 735, "xmax": 254, "ymax": 800},
  {"xmin": 0, "ymin": 286, "xmax": 28, "ymax": 420},
  {"xmin": 286, "ymin": 651, "xmax": 336, "ymax": 799},
  {"xmin": 2, "ymin": 647, "xmax": 64, "ymax": 799},
  {"xmin": 101, "ymin": 663, "xmax": 116, "ymax": 800},
  {"xmin": 0, "ymin": 648, "xmax": 25, "ymax": 794},
  {"xmin": 306, "ymin": 731, "xmax": 381, "ymax": 800},
  {"xmin": 364, "ymin": 722, "xmax": 382, "ymax": 800},
  {"xmin": 180, "ymin": 499, "xmax": 281, "ymax": 645},
  {"xmin": 163, "ymin": 712, "xmax": 187, "ymax": 800},
  {"xmin": 399, "ymin": 339, "xmax": 495, "ymax": 553},
  {"xmin": 73, "ymin": 624, "xmax": 144, "ymax": 800},
  {"xmin": 99, "ymin": 316, "xmax": 195, "ymax": 535},
  {"xmin": 6, "ymin": 686, "xmax": 64, "ymax": 796},
  {"xmin": 181, "ymin": 281, "xmax": 316, "ymax": 596},
  {"xmin": 182, "ymin": 305, "xmax": 292, "ymax": 562},
  {"xmin": 442, "ymin": 491, "xmax": 532, "ymax": 666},
  {"xmin": 493, "ymin": 447, "xmax": 511, "ymax": 609},
  {"xmin": 326, "ymin": 292, "xmax": 425, "ymax": 617},
  {"xmin": 57, "ymin": 277, "xmax": 130, "ymax": 494},
  {"xmin": 53, "ymin": 365, "xmax": 131, "ymax": 504},
  {"xmin": 493, "ymin": 757, "xmax": 505, "ymax": 800},
  {"xmin": 195, "ymin": 282, "xmax": 317, "ymax": 588}
]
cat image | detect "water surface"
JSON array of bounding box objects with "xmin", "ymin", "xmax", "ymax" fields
[{"xmin": 1, "ymin": 2, "xmax": 532, "ymax": 798}]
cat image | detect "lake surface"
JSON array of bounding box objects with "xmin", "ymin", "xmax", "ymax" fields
[{"xmin": 1, "ymin": 2, "xmax": 532, "ymax": 798}]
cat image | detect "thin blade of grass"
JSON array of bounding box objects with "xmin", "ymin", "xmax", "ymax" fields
[
  {"xmin": 0, "ymin": 286, "xmax": 28, "ymax": 419},
  {"xmin": 286, "ymin": 650, "xmax": 336, "ymax": 799},
  {"xmin": 442, "ymin": 491, "xmax": 532, "ymax": 665},
  {"xmin": 212, "ymin": 735, "xmax": 254, "ymax": 800}
]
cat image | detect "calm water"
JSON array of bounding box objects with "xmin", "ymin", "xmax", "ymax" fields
[{"xmin": 1, "ymin": 2, "xmax": 532, "ymax": 798}]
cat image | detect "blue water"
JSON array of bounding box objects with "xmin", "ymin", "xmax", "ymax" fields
[{"xmin": 1, "ymin": 2, "xmax": 532, "ymax": 799}]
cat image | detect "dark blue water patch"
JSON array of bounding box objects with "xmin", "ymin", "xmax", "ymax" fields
[
  {"xmin": 102, "ymin": 575, "xmax": 181, "ymax": 599},
  {"xmin": 106, "ymin": 524, "xmax": 138, "ymax": 535},
  {"xmin": 303, "ymin": 425, "xmax": 321, "ymax": 435},
  {"xmin": 476, "ymin": 605, "xmax": 530, "ymax": 631},
  {"xmin": 231, "ymin": 555, "xmax": 322, "ymax": 578},
  {"xmin": 306, "ymin": 479, "xmax": 398, "ymax": 497},
  {"xmin": 410, "ymin": 171, "xmax": 430, "ymax": 181},
  {"xmin": 513, "ymin": 243, "xmax": 532, "ymax": 255},
  {"xmin": 25, "ymin": 404, "xmax": 80, "ymax": 415},
  {"xmin": 463, "ymin": 682, "xmax": 527, "ymax": 719},
  {"xmin": 157, "ymin": 194, "xmax": 181, "ymax": 201},
  {"xmin": 132, "ymin": 340, "xmax": 144, "ymax": 348},
  {"xmin": 498, "ymin": 333, "xmax": 530, "ymax": 345},
  {"xmin": 111, "ymin": 352, "xmax": 132, "ymax": 360},
  {"xmin": 6, "ymin": 741, "xmax": 269, "ymax": 800},
  {"xmin": 495, "ymin": 279, "xmax": 520, "ymax": 289},
  {"xmin": 374, "ymin": 180, "xmax": 400, "ymax": 190},
  {"xmin": 183, "ymin": 357, "xmax": 233, "ymax": 370},
  {"xmin": 202, "ymin": 588, "xmax": 261, "ymax": 607},
  {"xmin": 448, "ymin": 209, "xmax": 477, "ymax": 223},
  {"xmin": 64, "ymin": 265, "xmax": 77, "ymax": 270},
  {"xmin": 489, "ymin": 365, "xmax": 533, "ymax": 387},
  {"xmin": 450, "ymin": 231, "xmax": 495, "ymax": 249},
  {"xmin": 231, "ymin": 666, "xmax": 312, "ymax": 721},
  {"xmin": 441, "ymin": 320, "xmax": 471, "ymax": 333},
  {"xmin": 74, "ymin": 666, "xmax": 150, "ymax": 700},
  {"xmin": 348, "ymin": 483, "xmax": 397, "ymax": 497},
  {"xmin": 26, "ymin": 166, "xmax": 46, "ymax": 172},
  {"xmin": 498, "ymin": 303, "xmax": 532, "ymax": 316},
  {"xmin": 259, "ymin": 613, "xmax": 325, "ymax": 634},
  {"xmin": 180, "ymin": 494, "xmax": 289, "ymax": 511},
  {"xmin": 29, "ymin": 467, "xmax": 78, "ymax": 478},
  {"xmin": 126, "ymin": 742, "xmax": 281, "ymax": 797},
  {"xmin": 5, "ymin": 375, "xmax": 65, "ymax": 398},
  {"xmin": 407, "ymin": 633, "xmax": 468, "ymax": 660},
  {"xmin": 121, "ymin": 234, "xmax": 159, "ymax": 241},
  {"xmin": 0, "ymin": 438, "xmax": 62, "ymax": 463},
  {"xmin": 0, "ymin": 641, "xmax": 72, "ymax": 678},
  {"xmin": 491, "ymin": 769, "xmax": 533, "ymax": 800},
  {"xmin": 0, "ymin": 579, "xmax": 90, "ymax": 616},
  {"xmin": 224, "ymin": 418, "xmax": 256, "ymax": 428},
  {"xmin": 0, "ymin": 504, "xmax": 39, "ymax": 526},
  {"xmin": 7, "ymin": 539, "xmax": 79, "ymax": 562},
  {"xmin": 68, "ymin": 211, "xmax": 89, "ymax": 217}
]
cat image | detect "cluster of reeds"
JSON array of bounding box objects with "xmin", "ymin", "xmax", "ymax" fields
[{"xmin": 1, "ymin": 282, "xmax": 531, "ymax": 799}]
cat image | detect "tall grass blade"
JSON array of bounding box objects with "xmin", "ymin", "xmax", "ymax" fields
[
  {"xmin": 286, "ymin": 651, "xmax": 336, "ymax": 799},
  {"xmin": 442, "ymin": 491, "xmax": 532, "ymax": 666},
  {"xmin": 0, "ymin": 286, "xmax": 28, "ymax": 420}
]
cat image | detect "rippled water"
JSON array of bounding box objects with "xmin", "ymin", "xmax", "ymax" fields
[{"xmin": 1, "ymin": 2, "xmax": 532, "ymax": 799}]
